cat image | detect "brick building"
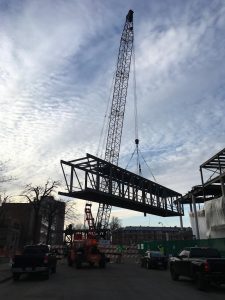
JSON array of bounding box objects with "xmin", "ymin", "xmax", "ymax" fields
[
  {"xmin": 0, "ymin": 199, "xmax": 65, "ymax": 252},
  {"xmin": 112, "ymin": 226, "xmax": 193, "ymax": 245},
  {"xmin": 0, "ymin": 203, "xmax": 34, "ymax": 251},
  {"xmin": 0, "ymin": 223, "xmax": 20, "ymax": 256}
]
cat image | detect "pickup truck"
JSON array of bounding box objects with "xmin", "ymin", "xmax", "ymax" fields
[
  {"xmin": 169, "ymin": 247, "xmax": 225, "ymax": 290},
  {"xmin": 11, "ymin": 244, "xmax": 57, "ymax": 281},
  {"xmin": 140, "ymin": 251, "xmax": 168, "ymax": 270}
]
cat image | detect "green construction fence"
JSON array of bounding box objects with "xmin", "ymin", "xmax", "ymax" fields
[{"xmin": 138, "ymin": 238, "xmax": 225, "ymax": 257}]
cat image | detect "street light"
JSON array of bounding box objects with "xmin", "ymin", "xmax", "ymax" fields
[{"xmin": 158, "ymin": 222, "xmax": 163, "ymax": 227}]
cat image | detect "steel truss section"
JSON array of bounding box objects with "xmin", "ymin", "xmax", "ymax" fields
[
  {"xmin": 176, "ymin": 147, "xmax": 225, "ymax": 205},
  {"xmin": 200, "ymin": 147, "xmax": 225, "ymax": 184},
  {"xmin": 200, "ymin": 147, "xmax": 225, "ymax": 201},
  {"xmin": 59, "ymin": 153, "xmax": 183, "ymax": 217}
]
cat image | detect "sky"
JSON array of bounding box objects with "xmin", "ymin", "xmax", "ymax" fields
[{"xmin": 0, "ymin": 0, "xmax": 225, "ymax": 228}]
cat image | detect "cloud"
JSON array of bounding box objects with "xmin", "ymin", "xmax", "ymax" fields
[{"xmin": 0, "ymin": 0, "xmax": 225, "ymax": 227}]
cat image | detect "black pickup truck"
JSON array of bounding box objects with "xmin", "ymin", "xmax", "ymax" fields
[
  {"xmin": 169, "ymin": 247, "xmax": 225, "ymax": 290},
  {"xmin": 11, "ymin": 244, "xmax": 57, "ymax": 281}
]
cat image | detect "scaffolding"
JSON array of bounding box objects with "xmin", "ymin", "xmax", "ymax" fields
[{"xmin": 177, "ymin": 147, "xmax": 225, "ymax": 239}]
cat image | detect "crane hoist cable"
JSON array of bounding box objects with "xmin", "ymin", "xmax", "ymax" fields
[
  {"xmin": 126, "ymin": 32, "xmax": 157, "ymax": 183},
  {"xmin": 126, "ymin": 127, "xmax": 157, "ymax": 183},
  {"xmin": 125, "ymin": 42, "xmax": 157, "ymax": 221},
  {"xmin": 132, "ymin": 40, "xmax": 142, "ymax": 176},
  {"xmin": 124, "ymin": 37, "xmax": 142, "ymax": 176},
  {"xmin": 139, "ymin": 151, "xmax": 157, "ymax": 183}
]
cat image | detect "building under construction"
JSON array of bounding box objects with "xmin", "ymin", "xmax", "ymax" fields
[
  {"xmin": 177, "ymin": 147, "xmax": 225, "ymax": 239},
  {"xmin": 59, "ymin": 10, "xmax": 184, "ymax": 243},
  {"xmin": 60, "ymin": 10, "xmax": 225, "ymax": 244}
]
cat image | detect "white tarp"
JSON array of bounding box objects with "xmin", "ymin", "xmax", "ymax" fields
[
  {"xmin": 189, "ymin": 196, "xmax": 225, "ymax": 239},
  {"xmin": 189, "ymin": 209, "xmax": 207, "ymax": 239},
  {"xmin": 205, "ymin": 196, "xmax": 225, "ymax": 238}
]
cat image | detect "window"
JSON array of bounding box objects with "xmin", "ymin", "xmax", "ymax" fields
[
  {"xmin": 150, "ymin": 251, "xmax": 163, "ymax": 257},
  {"xmin": 190, "ymin": 248, "xmax": 221, "ymax": 258}
]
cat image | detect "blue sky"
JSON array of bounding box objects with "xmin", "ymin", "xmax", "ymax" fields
[{"xmin": 0, "ymin": 0, "xmax": 225, "ymax": 228}]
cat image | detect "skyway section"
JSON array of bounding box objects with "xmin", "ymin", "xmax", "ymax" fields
[{"xmin": 59, "ymin": 153, "xmax": 183, "ymax": 217}]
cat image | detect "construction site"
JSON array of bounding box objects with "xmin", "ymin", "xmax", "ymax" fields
[
  {"xmin": 1, "ymin": 4, "xmax": 225, "ymax": 298},
  {"xmin": 58, "ymin": 10, "xmax": 225, "ymax": 259}
]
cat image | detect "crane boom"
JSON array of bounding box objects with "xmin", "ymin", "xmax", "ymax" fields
[{"xmin": 95, "ymin": 10, "xmax": 134, "ymax": 235}]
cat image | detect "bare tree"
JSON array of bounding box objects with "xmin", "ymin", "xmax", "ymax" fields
[
  {"xmin": 41, "ymin": 198, "xmax": 66, "ymax": 245},
  {"xmin": 109, "ymin": 216, "xmax": 122, "ymax": 231},
  {"xmin": 64, "ymin": 200, "xmax": 79, "ymax": 224},
  {"xmin": 21, "ymin": 180, "xmax": 60, "ymax": 244},
  {"xmin": 0, "ymin": 194, "xmax": 9, "ymax": 208},
  {"xmin": 0, "ymin": 161, "xmax": 14, "ymax": 225},
  {"xmin": 0, "ymin": 195, "xmax": 10, "ymax": 225}
]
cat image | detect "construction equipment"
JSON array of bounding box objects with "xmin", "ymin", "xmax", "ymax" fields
[
  {"xmin": 84, "ymin": 10, "xmax": 134, "ymax": 238},
  {"xmin": 84, "ymin": 202, "xmax": 96, "ymax": 239},
  {"xmin": 67, "ymin": 239, "xmax": 107, "ymax": 269}
]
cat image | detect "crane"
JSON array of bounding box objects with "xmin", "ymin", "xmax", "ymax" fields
[{"xmin": 93, "ymin": 10, "xmax": 134, "ymax": 237}]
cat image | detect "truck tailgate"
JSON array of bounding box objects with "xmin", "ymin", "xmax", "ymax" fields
[
  {"xmin": 208, "ymin": 258, "xmax": 225, "ymax": 272},
  {"xmin": 14, "ymin": 255, "xmax": 45, "ymax": 268}
]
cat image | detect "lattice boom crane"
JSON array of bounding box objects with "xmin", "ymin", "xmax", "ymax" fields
[{"xmin": 95, "ymin": 10, "xmax": 134, "ymax": 236}]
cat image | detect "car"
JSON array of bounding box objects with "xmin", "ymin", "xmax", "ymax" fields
[{"xmin": 140, "ymin": 250, "xmax": 168, "ymax": 270}]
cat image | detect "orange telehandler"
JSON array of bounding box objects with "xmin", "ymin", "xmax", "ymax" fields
[{"xmin": 67, "ymin": 239, "xmax": 107, "ymax": 269}]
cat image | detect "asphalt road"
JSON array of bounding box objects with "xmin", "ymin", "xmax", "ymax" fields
[{"xmin": 0, "ymin": 260, "xmax": 225, "ymax": 300}]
